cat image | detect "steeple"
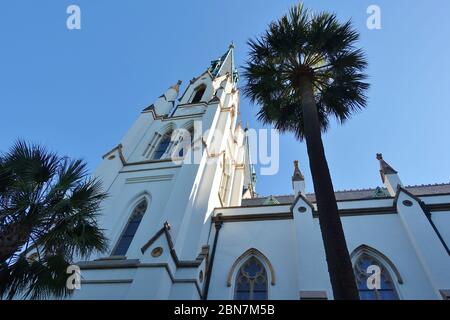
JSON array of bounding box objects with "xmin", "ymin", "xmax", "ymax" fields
[
  {"xmin": 177, "ymin": 45, "xmax": 238, "ymax": 106},
  {"xmin": 208, "ymin": 43, "xmax": 238, "ymax": 83},
  {"xmin": 376, "ymin": 153, "xmax": 402, "ymax": 196},
  {"xmin": 292, "ymin": 160, "xmax": 305, "ymax": 196}
]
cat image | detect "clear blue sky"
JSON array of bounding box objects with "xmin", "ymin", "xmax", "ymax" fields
[{"xmin": 1, "ymin": 0, "xmax": 450, "ymax": 197}]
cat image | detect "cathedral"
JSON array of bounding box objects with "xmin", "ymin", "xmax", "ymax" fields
[{"xmin": 70, "ymin": 46, "xmax": 450, "ymax": 300}]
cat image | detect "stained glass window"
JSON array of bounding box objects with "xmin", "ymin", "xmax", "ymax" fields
[
  {"xmin": 354, "ymin": 254, "xmax": 399, "ymax": 300},
  {"xmin": 112, "ymin": 199, "xmax": 148, "ymax": 256},
  {"xmin": 234, "ymin": 257, "xmax": 268, "ymax": 300}
]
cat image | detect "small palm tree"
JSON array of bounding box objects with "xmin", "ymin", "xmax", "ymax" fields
[
  {"xmin": 0, "ymin": 140, "xmax": 108, "ymax": 299},
  {"xmin": 243, "ymin": 3, "xmax": 369, "ymax": 300}
]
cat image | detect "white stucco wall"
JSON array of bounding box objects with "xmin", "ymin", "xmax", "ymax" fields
[
  {"xmin": 207, "ymin": 219, "xmax": 299, "ymax": 300},
  {"xmin": 206, "ymin": 196, "xmax": 450, "ymax": 300}
]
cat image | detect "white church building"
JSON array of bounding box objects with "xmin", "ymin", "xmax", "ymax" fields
[{"xmin": 70, "ymin": 46, "xmax": 450, "ymax": 300}]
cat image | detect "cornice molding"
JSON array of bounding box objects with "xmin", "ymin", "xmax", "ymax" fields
[
  {"xmin": 213, "ymin": 212, "xmax": 293, "ymax": 223},
  {"xmin": 78, "ymin": 259, "xmax": 203, "ymax": 298},
  {"xmin": 102, "ymin": 144, "xmax": 126, "ymax": 164},
  {"xmin": 102, "ymin": 144, "xmax": 183, "ymax": 167},
  {"xmin": 214, "ymin": 206, "xmax": 399, "ymax": 220}
]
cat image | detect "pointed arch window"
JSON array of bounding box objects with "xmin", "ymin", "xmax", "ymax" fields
[
  {"xmin": 354, "ymin": 253, "xmax": 399, "ymax": 300},
  {"xmin": 234, "ymin": 257, "xmax": 268, "ymax": 300},
  {"xmin": 177, "ymin": 126, "xmax": 195, "ymax": 157},
  {"xmin": 191, "ymin": 85, "xmax": 206, "ymax": 104},
  {"xmin": 153, "ymin": 130, "xmax": 173, "ymax": 160},
  {"xmin": 112, "ymin": 199, "xmax": 148, "ymax": 256}
]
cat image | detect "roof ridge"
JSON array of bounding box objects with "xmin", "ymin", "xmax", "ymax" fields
[
  {"xmin": 251, "ymin": 194, "xmax": 295, "ymax": 200},
  {"xmin": 250, "ymin": 182, "xmax": 450, "ymax": 200},
  {"xmin": 334, "ymin": 188, "xmax": 378, "ymax": 193},
  {"xmin": 405, "ymin": 182, "xmax": 450, "ymax": 188}
]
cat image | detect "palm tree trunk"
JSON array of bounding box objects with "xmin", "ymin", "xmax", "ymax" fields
[
  {"xmin": 0, "ymin": 223, "xmax": 31, "ymax": 264},
  {"xmin": 299, "ymin": 79, "xmax": 359, "ymax": 300}
]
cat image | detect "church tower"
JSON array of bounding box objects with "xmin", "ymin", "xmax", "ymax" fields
[{"xmin": 74, "ymin": 45, "xmax": 254, "ymax": 299}]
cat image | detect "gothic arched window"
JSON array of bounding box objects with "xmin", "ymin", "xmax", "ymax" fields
[
  {"xmin": 112, "ymin": 199, "xmax": 148, "ymax": 256},
  {"xmin": 153, "ymin": 131, "xmax": 173, "ymax": 160},
  {"xmin": 191, "ymin": 85, "xmax": 206, "ymax": 104},
  {"xmin": 234, "ymin": 257, "xmax": 268, "ymax": 300},
  {"xmin": 177, "ymin": 126, "xmax": 194, "ymax": 157},
  {"xmin": 354, "ymin": 254, "xmax": 399, "ymax": 300}
]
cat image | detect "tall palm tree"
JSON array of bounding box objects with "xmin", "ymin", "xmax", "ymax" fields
[
  {"xmin": 243, "ymin": 3, "xmax": 369, "ymax": 300},
  {"xmin": 0, "ymin": 140, "xmax": 108, "ymax": 299}
]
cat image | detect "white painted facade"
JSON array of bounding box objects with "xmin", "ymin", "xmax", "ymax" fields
[{"xmin": 69, "ymin": 47, "xmax": 450, "ymax": 300}]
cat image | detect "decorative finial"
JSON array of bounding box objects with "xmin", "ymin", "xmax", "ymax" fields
[
  {"xmin": 376, "ymin": 153, "xmax": 398, "ymax": 183},
  {"xmin": 170, "ymin": 80, "xmax": 182, "ymax": 93},
  {"xmin": 376, "ymin": 153, "xmax": 402, "ymax": 196},
  {"xmin": 229, "ymin": 41, "xmax": 235, "ymax": 49},
  {"xmin": 292, "ymin": 160, "xmax": 304, "ymax": 181}
]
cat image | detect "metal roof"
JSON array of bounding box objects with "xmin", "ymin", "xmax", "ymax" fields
[{"xmin": 241, "ymin": 183, "xmax": 450, "ymax": 206}]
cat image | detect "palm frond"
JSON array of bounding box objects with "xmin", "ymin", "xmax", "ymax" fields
[
  {"xmin": 242, "ymin": 2, "xmax": 369, "ymax": 137},
  {"xmin": 0, "ymin": 140, "xmax": 107, "ymax": 299}
]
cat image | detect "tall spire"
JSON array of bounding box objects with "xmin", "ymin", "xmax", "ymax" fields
[{"xmin": 208, "ymin": 43, "xmax": 238, "ymax": 83}]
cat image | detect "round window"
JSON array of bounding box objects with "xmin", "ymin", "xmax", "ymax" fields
[{"xmin": 151, "ymin": 247, "xmax": 163, "ymax": 257}]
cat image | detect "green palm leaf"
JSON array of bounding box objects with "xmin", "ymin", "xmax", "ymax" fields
[{"xmin": 0, "ymin": 140, "xmax": 108, "ymax": 299}]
